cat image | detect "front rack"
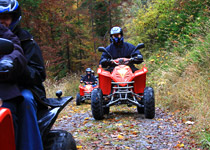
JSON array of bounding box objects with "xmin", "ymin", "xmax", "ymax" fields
[{"xmin": 103, "ymin": 81, "xmax": 143, "ymax": 107}]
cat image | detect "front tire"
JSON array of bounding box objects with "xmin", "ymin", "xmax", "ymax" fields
[
  {"xmin": 144, "ymin": 87, "xmax": 155, "ymax": 119},
  {"xmin": 76, "ymin": 93, "xmax": 81, "ymax": 105},
  {"xmin": 91, "ymin": 88, "xmax": 104, "ymax": 120},
  {"xmin": 104, "ymin": 107, "xmax": 110, "ymax": 115},
  {"xmin": 44, "ymin": 130, "xmax": 77, "ymax": 150},
  {"xmin": 137, "ymin": 106, "xmax": 144, "ymax": 114}
]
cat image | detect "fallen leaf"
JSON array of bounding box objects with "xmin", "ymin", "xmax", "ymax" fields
[
  {"xmin": 124, "ymin": 146, "xmax": 130, "ymax": 149},
  {"xmin": 185, "ymin": 121, "xmax": 195, "ymax": 125},
  {"xmin": 176, "ymin": 143, "xmax": 184, "ymax": 148},
  {"xmin": 77, "ymin": 145, "xmax": 83, "ymax": 149},
  {"xmin": 105, "ymin": 142, "xmax": 111, "ymax": 145},
  {"xmin": 85, "ymin": 117, "xmax": 90, "ymax": 120},
  {"xmin": 116, "ymin": 123, "xmax": 122, "ymax": 126},
  {"xmin": 132, "ymin": 131, "xmax": 138, "ymax": 135},
  {"xmin": 117, "ymin": 135, "xmax": 124, "ymax": 139},
  {"xmin": 146, "ymin": 135, "xmax": 152, "ymax": 139}
]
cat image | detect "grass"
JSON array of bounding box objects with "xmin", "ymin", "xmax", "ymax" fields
[
  {"xmin": 44, "ymin": 72, "xmax": 80, "ymax": 98},
  {"xmin": 145, "ymin": 28, "xmax": 210, "ymax": 147},
  {"xmin": 201, "ymin": 133, "xmax": 210, "ymax": 149}
]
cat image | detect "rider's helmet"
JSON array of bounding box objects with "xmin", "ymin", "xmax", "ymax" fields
[
  {"xmin": 110, "ymin": 26, "xmax": 124, "ymax": 45},
  {"xmin": 86, "ymin": 68, "xmax": 92, "ymax": 76},
  {"xmin": 0, "ymin": 0, "xmax": 21, "ymax": 31}
]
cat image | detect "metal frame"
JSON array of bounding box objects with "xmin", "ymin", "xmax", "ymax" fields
[
  {"xmin": 103, "ymin": 81, "xmax": 144, "ymax": 107},
  {"xmin": 82, "ymin": 91, "xmax": 91, "ymax": 100}
]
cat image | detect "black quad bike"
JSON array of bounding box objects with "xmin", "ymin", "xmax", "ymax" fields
[{"xmin": 0, "ymin": 38, "xmax": 77, "ymax": 150}]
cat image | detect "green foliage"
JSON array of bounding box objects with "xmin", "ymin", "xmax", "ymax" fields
[
  {"xmin": 126, "ymin": 0, "xmax": 210, "ymax": 57},
  {"xmin": 94, "ymin": 1, "xmax": 110, "ymax": 37},
  {"xmin": 126, "ymin": 0, "xmax": 175, "ymax": 50},
  {"xmin": 201, "ymin": 132, "xmax": 210, "ymax": 149},
  {"xmin": 19, "ymin": 0, "xmax": 41, "ymax": 8}
]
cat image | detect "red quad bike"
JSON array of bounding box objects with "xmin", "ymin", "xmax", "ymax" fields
[
  {"xmin": 0, "ymin": 38, "xmax": 77, "ymax": 150},
  {"xmin": 91, "ymin": 43, "xmax": 155, "ymax": 120},
  {"xmin": 76, "ymin": 80, "xmax": 98, "ymax": 105}
]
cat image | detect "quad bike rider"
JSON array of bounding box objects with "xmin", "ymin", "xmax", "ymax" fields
[
  {"xmin": 0, "ymin": 1, "xmax": 76, "ymax": 149},
  {"xmin": 91, "ymin": 26, "xmax": 155, "ymax": 120},
  {"xmin": 0, "ymin": 38, "xmax": 77, "ymax": 150},
  {"xmin": 76, "ymin": 68, "xmax": 98, "ymax": 105}
]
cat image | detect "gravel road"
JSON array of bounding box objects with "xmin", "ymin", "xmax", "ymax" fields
[{"xmin": 53, "ymin": 100, "xmax": 201, "ymax": 150}]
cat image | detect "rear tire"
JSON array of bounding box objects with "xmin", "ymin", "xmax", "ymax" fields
[
  {"xmin": 44, "ymin": 130, "xmax": 77, "ymax": 150},
  {"xmin": 91, "ymin": 88, "xmax": 104, "ymax": 120},
  {"xmin": 144, "ymin": 87, "xmax": 155, "ymax": 119},
  {"xmin": 76, "ymin": 93, "xmax": 81, "ymax": 105}
]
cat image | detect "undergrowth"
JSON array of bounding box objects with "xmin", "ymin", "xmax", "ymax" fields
[{"xmin": 146, "ymin": 23, "xmax": 210, "ymax": 147}]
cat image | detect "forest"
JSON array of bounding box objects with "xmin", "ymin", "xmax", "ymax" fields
[{"xmin": 19, "ymin": 0, "xmax": 210, "ymax": 149}]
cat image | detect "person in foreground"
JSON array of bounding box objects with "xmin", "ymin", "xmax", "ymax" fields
[
  {"xmin": 0, "ymin": 22, "xmax": 27, "ymax": 145},
  {"xmin": 0, "ymin": 0, "xmax": 46, "ymax": 149},
  {"xmin": 99, "ymin": 26, "xmax": 143, "ymax": 72}
]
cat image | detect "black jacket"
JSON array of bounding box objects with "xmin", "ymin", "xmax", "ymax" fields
[
  {"xmin": 80, "ymin": 74, "xmax": 97, "ymax": 85},
  {"xmin": 15, "ymin": 27, "xmax": 47, "ymax": 105},
  {"xmin": 99, "ymin": 42, "xmax": 143, "ymax": 72},
  {"xmin": 0, "ymin": 24, "xmax": 26, "ymax": 101}
]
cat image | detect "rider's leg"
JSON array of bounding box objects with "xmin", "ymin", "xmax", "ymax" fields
[
  {"xmin": 2, "ymin": 99, "xmax": 18, "ymax": 146},
  {"xmin": 130, "ymin": 66, "xmax": 138, "ymax": 73},
  {"xmin": 106, "ymin": 66, "xmax": 114, "ymax": 72},
  {"xmin": 17, "ymin": 89, "xmax": 43, "ymax": 150}
]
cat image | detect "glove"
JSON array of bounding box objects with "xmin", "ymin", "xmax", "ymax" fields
[
  {"xmin": 0, "ymin": 57, "xmax": 14, "ymax": 72},
  {"xmin": 131, "ymin": 55, "xmax": 143, "ymax": 64},
  {"xmin": 100, "ymin": 58, "xmax": 111, "ymax": 67}
]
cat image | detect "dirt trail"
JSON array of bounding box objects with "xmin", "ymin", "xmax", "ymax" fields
[{"xmin": 53, "ymin": 100, "xmax": 200, "ymax": 150}]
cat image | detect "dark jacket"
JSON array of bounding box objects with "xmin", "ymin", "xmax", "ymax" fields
[
  {"xmin": 81, "ymin": 74, "xmax": 97, "ymax": 85},
  {"xmin": 99, "ymin": 42, "xmax": 142, "ymax": 72},
  {"xmin": 14, "ymin": 27, "xmax": 47, "ymax": 105},
  {"xmin": 0, "ymin": 24, "xmax": 26, "ymax": 100}
]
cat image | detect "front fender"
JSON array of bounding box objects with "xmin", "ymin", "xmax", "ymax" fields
[{"xmin": 97, "ymin": 68, "xmax": 111, "ymax": 95}]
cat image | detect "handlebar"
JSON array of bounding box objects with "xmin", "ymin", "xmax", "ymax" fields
[
  {"xmin": 82, "ymin": 81, "xmax": 94, "ymax": 85},
  {"xmin": 110, "ymin": 58, "xmax": 132, "ymax": 65}
]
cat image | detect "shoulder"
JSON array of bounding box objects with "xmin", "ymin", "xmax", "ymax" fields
[
  {"xmin": 16, "ymin": 28, "xmax": 33, "ymax": 41},
  {"xmin": 0, "ymin": 24, "xmax": 8, "ymax": 32},
  {"xmin": 124, "ymin": 42, "xmax": 135, "ymax": 47},
  {"xmin": 0, "ymin": 24, "xmax": 13, "ymax": 37},
  {"xmin": 106, "ymin": 43, "xmax": 116, "ymax": 52},
  {"xmin": 105, "ymin": 44, "xmax": 111, "ymax": 50}
]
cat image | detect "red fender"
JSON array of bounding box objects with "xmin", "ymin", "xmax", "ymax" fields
[
  {"xmin": 0, "ymin": 107, "xmax": 16, "ymax": 150},
  {"xmin": 97, "ymin": 64, "xmax": 147, "ymax": 95}
]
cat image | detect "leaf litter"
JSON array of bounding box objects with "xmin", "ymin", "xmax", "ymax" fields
[{"xmin": 53, "ymin": 100, "xmax": 201, "ymax": 149}]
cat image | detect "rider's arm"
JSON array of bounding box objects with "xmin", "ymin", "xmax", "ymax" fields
[
  {"xmin": 99, "ymin": 46, "xmax": 112, "ymax": 68},
  {"xmin": 80, "ymin": 76, "xmax": 85, "ymax": 83},
  {"xmin": 17, "ymin": 30, "xmax": 46, "ymax": 85},
  {"xmin": 92, "ymin": 76, "xmax": 97, "ymax": 84},
  {"xmin": 0, "ymin": 24, "xmax": 27, "ymax": 80},
  {"xmin": 130, "ymin": 44, "xmax": 143, "ymax": 64},
  {"xmin": 99, "ymin": 52, "xmax": 110, "ymax": 66},
  {"xmin": 81, "ymin": 75, "xmax": 88, "ymax": 84}
]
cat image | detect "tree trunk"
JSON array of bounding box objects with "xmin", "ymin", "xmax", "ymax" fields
[{"xmin": 66, "ymin": 38, "xmax": 71, "ymax": 72}]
